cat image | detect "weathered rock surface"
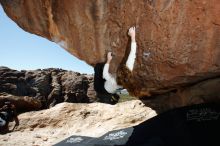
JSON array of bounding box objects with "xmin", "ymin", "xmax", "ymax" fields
[
  {"xmin": 0, "ymin": 100, "xmax": 156, "ymax": 146},
  {"xmin": 1, "ymin": 0, "xmax": 220, "ymax": 98},
  {"xmin": 0, "ymin": 0, "xmax": 220, "ymax": 96},
  {"xmin": 142, "ymin": 77, "xmax": 220, "ymax": 112},
  {"xmin": 0, "ymin": 67, "xmax": 95, "ymax": 112}
]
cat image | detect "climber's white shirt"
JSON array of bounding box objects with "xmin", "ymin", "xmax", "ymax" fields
[
  {"xmin": 103, "ymin": 42, "xmax": 137, "ymax": 94},
  {"xmin": 103, "ymin": 64, "xmax": 122, "ymax": 94}
]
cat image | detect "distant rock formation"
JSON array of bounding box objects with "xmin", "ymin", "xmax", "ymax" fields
[
  {"xmin": 0, "ymin": 100, "xmax": 156, "ymax": 146},
  {"xmin": 0, "ymin": 67, "xmax": 95, "ymax": 112}
]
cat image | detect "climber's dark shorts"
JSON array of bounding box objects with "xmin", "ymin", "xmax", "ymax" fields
[{"xmin": 97, "ymin": 92, "xmax": 120, "ymax": 105}]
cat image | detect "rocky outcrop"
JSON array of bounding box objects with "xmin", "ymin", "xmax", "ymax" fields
[
  {"xmin": 0, "ymin": 67, "xmax": 95, "ymax": 112},
  {"xmin": 1, "ymin": 0, "xmax": 220, "ymax": 98},
  {"xmin": 141, "ymin": 77, "xmax": 220, "ymax": 112},
  {"xmin": 0, "ymin": 100, "xmax": 156, "ymax": 146}
]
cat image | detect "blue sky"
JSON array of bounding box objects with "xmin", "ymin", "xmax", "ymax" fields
[{"xmin": 0, "ymin": 5, "xmax": 94, "ymax": 74}]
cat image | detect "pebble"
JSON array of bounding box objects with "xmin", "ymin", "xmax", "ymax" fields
[
  {"xmin": 43, "ymin": 137, "xmax": 48, "ymax": 141},
  {"xmin": 35, "ymin": 134, "xmax": 41, "ymax": 138}
]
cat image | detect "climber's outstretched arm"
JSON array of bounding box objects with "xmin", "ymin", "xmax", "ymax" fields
[
  {"xmin": 126, "ymin": 26, "xmax": 136, "ymax": 72},
  {"xmin": 103, "ymin": 52, "xmax": 114, "ymax": 81}
]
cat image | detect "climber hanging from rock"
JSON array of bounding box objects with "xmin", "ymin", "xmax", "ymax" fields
[
  {"xmin": 0, "ymin": 101, "xmax": 19, "ymax": 134},
  {"xmin": 94, "ymin": 26, "xmax": 137, "ymax": 104}
]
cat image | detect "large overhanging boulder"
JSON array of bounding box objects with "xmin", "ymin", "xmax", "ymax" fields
[{"xmin": 1, "ymin": 0, "xmax": 220, "ymax": 100}]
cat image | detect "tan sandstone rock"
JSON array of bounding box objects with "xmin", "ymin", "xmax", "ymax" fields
[{"xmin": 0, "ymin": 100, "xmax": 156, "ymax": 146}]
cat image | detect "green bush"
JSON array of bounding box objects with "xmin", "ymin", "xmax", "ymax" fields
[{"xmin": 118, "ymin": 94, "xmax": 136, "ymax": 102}]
